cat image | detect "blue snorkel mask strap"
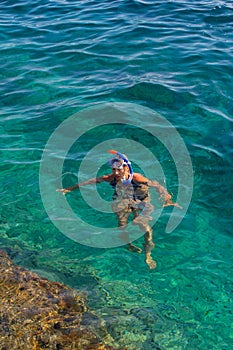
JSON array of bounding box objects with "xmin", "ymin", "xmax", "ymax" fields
[{"xmin": 108, "ymin": 150, "xmax": 133, "ymax": 185}]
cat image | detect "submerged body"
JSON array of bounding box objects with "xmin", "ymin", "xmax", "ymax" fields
[
  {"xmin": 111, "ymin": 175, "xmax": 155, "ymax": 268},
  {"xmin": 57, "ymin": 151, "xmax": 180, "ymax": 269}
]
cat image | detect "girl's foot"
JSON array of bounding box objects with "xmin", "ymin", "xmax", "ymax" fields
[
  {"xmin": 127, "ymin": 244, "xmax": 142, "ymax": 253},
  {"xmin": 145, "ymin": 258, "xmax": 157, "ymax": 269}
]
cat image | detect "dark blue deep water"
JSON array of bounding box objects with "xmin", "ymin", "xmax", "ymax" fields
[{"xmin": 1, "ymin": 1, "xmax": 233, "ymax": 349}]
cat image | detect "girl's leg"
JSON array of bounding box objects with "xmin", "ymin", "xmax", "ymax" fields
[
  {"xmin": 112, "ymin": 201, "xmax": 142, "ymax": 253},
  {"xmin": 132, "ymin": 200, "xmax": 156, "ymax": 269},
  {"xmin": 143, "ymin": 229, "xmax": 156, "ymax": 269}
]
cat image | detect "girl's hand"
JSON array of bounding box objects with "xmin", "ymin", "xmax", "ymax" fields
[
  {"xmin": 163, "ymin": 200, "xmax": 183, "ymax": 209},
  {"xmin": 56, "ymin": 188, "xmax": 71, "ymax": 195},
  {"xmin": 161, "ymin": 194, "xmax": 183, "ymax": 209}
]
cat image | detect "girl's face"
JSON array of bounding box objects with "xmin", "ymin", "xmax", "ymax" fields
[
  {"xmin": 112, "ymin": 166, "xmax": 125, "ymax": 179},
  {"xmin": 111, "ymin": 160, "xmax": 127, "ymax": 180}
]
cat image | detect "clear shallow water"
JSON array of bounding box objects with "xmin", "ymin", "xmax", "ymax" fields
[{"xmin": 0, "ymin": 0, "xmax": 233, "ymax": 349}]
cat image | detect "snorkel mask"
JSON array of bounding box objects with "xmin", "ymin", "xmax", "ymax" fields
[{"xmin": 108, "ymin": 150, "xmax": 133, "ymax": 185}]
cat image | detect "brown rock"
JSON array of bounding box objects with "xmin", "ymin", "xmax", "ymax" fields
[{"xmin": 0, "ymin": 251, "xmax": 122, "ymax": 350}]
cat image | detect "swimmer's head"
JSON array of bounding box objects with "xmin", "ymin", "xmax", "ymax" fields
[
  {"xmin": 109, "ymin": 157, "xmax": 127, "ymax": 169},
  {"xmin": 108, "ymin": 150, "xmax": 133, "ymax": 185}
]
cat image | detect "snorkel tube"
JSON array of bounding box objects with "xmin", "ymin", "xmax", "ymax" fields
[{"xmin": 108, "ymin": 150, "xmax": 133, "ymax": 185}]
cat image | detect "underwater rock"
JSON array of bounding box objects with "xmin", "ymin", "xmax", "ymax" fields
[{"xmin": 0, "ymin": 251, "xmax": 121, "ymax": 350}]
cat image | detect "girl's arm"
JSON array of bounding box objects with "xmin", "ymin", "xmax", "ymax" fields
[
  {"xmin": 56, "ymin": 174, "xmax": 113, "ymax": 195},
  {"xmin": 133, "ymin": 173, "xmax": 182, "ymax": 208},
  {"xmin": 147, "ymin": 180, "xmax": 175, "ymax": 206}
]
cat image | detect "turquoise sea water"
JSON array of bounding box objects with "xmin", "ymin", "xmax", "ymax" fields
[{"xmin": 1, "ymin": 0, "xmax": 233, "ymax": 349}]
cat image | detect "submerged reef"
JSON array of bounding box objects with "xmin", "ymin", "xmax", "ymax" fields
[{"xmin": 0, "ymin": 251, "xmax": 122, "ymax": 350}]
